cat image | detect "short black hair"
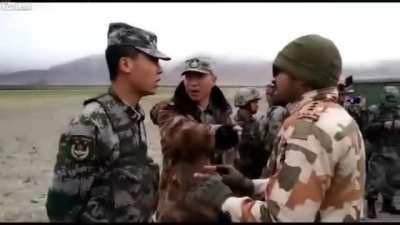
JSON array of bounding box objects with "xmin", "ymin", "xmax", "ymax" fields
[{"xmin": 105, "ymin": 45, "xmax": 140, "ymax": 81}]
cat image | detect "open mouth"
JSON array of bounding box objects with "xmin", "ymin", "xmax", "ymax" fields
[{"xmin": 190, "ymin": 90, "xmax": 200, "ymax": 95}]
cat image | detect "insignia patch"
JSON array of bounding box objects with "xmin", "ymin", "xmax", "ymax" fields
[
  {"xmin": 60, "ymin": 135, "xmax": 95, "ymax": 162},
  {"xmin": 189, "ymin": 59, "xmax": 200, "ymax": 68}
]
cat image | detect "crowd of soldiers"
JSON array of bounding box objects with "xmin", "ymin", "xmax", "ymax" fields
[
  {"xmin": 338, "ymin": 83, "xmax": 400, "ymax": 219},
  {"xmin": 44, "ymin": 21, "xmax": 394, "ymax": 222}
]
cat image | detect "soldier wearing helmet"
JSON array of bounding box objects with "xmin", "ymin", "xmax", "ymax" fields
[
  {"xmin": 234, "ymin": 87, "xmax": 261, "ymax": 110},
  {"xmin": 364, "ymin": 85, "xmax": 400, "ymax": 219},
  {"xmin": 189, "ymin": 34, "xmax": 365, "ymax": 222},
  {"xmin": 233, "ymin": 88, "xmax": 265, "ymax": 179}
]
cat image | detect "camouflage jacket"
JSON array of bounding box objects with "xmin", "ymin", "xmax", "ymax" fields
[
  {"xmin": 220, "ymin": 87, "xmax": 366, "ymax": 222},
  {"xmin": 234, "ymin": 108, "xmax": 265, "ymax": 179},
  {"xmin": 259, "ymin": 105, "xmax": 289, "ymax": 178},
  {"xmin": 46, "ymin": 88, "xmax": 159, "ymax": 222},
  {"xmin": 363, "ymin": 104, "xmax": 400, "ymax": 148},
  {"xmin": 150, "ymin": 98, "xmax": 233, "ymax": 222}
]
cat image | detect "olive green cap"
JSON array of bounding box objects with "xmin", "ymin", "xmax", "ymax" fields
[{"xmin": 273, "ymin": 34, "xmax": 342, "ymax": 89}]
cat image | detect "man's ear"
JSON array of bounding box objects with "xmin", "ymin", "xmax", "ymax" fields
[
  {"xmin": 212, "ymin": 74, "xmax": 217, "ymax": 84},
  {"xmin": 118, "ymin": 57, "xmax": 134, "ymax": 75}
]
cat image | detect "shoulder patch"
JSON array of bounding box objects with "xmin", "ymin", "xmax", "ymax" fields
[
  {"xmin": 60, "ymin": 135, "xmax": 95, "ymax": 162},
  {"xmin": 297, "ymin": 101, "xmax": 328, "ymax": 122}
]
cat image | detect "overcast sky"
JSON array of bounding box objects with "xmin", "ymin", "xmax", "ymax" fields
[{"xmin": 1, "ymin": 2, "xmax": 400, "ymax": 73}]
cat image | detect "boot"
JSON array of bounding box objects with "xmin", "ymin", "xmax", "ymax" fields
[
  {"xmin": 381, "ymin": 197, "xmax": 400, "ymax": 214},
  {"xmin": 367, "ymin": 198, "xmax": 377, "ymax": 219}
]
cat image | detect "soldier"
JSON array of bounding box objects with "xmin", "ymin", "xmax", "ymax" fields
[
  {"xmin": 259, "ymin": 83, "xmax": 289, "ymax": 178},
  {"xmin": 189, "ymin": 34, "xmax": 366, "ymax": 222},
  {"xmin": 150, "ymin": 56, "xmax": 239, "ymax": 222},
  {"xmin": 45, "ymin": 22, "xmax": 170, "ymax": 222},
  {"xmin": 364, "ymin": 86, "xmax": 400, "ymax": 219},
  {"xmin": 233, "ymin": 87, "xmax": 265, "ymax": 179}
]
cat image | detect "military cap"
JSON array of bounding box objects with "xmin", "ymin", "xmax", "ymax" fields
[
  {"xmin": 273, "ymin": 34, "xmax": 342, "ymax": 89},
  {"xmin": 182, "ymin": 56, "xmax": 215, "ymax": 75},
  {"xmin": 107, "ymin": 22, "xmax": 170, "ymax": 60}
]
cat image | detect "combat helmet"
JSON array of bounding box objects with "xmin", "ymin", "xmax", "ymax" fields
[
  {"xmin": 234, "ymin": 87, "xmax": 261, "ymax": 107},
  {"xmin": 380, "ymin": 86, "xmax": 400, "ymax": 108},
  {"xmin": 273, "ymin": 34, "xmax": 342, "ymax": 89}
]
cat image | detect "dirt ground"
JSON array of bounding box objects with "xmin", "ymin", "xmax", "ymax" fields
[{"xmin": 0, "ymin": 86, "xmax": 266, "ymax": 222}]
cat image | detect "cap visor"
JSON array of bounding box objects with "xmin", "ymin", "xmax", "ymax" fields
[
  {"xmin": 135, "ymin": 47, "xmax": 171, "ymax": 61},
  {"xmin": 181, "ymin": 69, "xmax": 209, "ymax": 76}
]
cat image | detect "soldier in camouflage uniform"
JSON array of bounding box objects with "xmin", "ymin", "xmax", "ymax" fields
[
  {"xmin": 189, "ymin": 34, "xmax": 366, "ymax": 222},
  {"xmin": 233, "ymin": 87, "xmax": 265, "ymax": 179},
  {"xmin": 45, "ymin": 22, "xmax": 170, "ymax": 222},
  {"xmin": 259, "ymin": 83, "xmax": 290, "ymax": 178},
  {"xmin": 150, "ymin": 56, "xmax": 239, "ymax": 222},
  {"xmin": 364, "ymin": 86, "xmax": 400, "ymax": 219}
]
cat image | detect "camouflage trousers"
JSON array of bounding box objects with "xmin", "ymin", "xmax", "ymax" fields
[{"xmin": 366, "ymin": 148, "xmax": 400, "ymax": 200}]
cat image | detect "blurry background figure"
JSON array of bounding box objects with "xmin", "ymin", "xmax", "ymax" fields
[
  {"xmin": 258, "ymin": 83, "xmax": 289, "ymax": 178},
  {"xmin": 364, "ymin": 85, "xmax": 400, "ymax": 219},
  {"xmin": 233, "ymin": 87, "xmax": 265, "ymax": 179}
]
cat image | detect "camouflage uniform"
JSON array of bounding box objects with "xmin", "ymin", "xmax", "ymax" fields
[
  {"xmin": 259, "ymin": 105, "xmax": 289, "ymax": 178},
  {"xmin": 233, "ymin": 88, "xmax": 264, "ymax": 179},
  {"xmin": 189, "ymin": 34, "xmax": 366, "ymax": 222},
  {"xmin": 150, "ymin": 57, "xmax": 235, "ymax": 222},
  {"xmin": 45, "ymin": 22, "xmax": 170, "ymax": 222},
  {"xmin": 364, "ymin": 86, "xmax": 400, "ymax": 218}
]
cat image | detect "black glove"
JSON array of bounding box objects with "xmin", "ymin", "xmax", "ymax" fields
[
  {"xmin": 216, "ymin": 165, "xmax": 255, "ymax": 196},
  {"xmin": 186, "ymin": 175, "xmax": 233, "ymax": 210},
  {"xmin": 215, "ymin": 125, "xmax": 239, "ymax": 150}
]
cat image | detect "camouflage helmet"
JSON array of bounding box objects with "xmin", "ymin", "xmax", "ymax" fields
[
  {"xmin": 273, "ymin": 34, "xmax": 342, "ymax": 89},
  {"xmin": 380, "ymin": 85, "xmax": 400, "ymax": 108},
  {"xmin": 234, "ymin": 87, "xmax": 261, "ymax": 107}
]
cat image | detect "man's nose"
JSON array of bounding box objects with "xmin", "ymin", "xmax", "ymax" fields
[
  {"xmin": 156, "ymin": 64, "xmax": 163, "ymax": 75},
  {"xmin": 188, "ymin": 78, "xmax": 199, "ymax": 85}
]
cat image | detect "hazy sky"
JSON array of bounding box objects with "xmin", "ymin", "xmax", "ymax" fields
[{"xmin": 1, "ymin": 2, "xmax": 400, "ymax": 73}]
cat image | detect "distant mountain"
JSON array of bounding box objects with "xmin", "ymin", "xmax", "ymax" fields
[
  {"xmin": 0, "ymin": 54, "xmax": 398, "ymax": 86},
  {"xmin": 343, "ymin": 60, "xmax": 400, "ymax": 78},
  {"xmin": 0, "ymin": 55, "xmax": 108, "ymax": 86}
]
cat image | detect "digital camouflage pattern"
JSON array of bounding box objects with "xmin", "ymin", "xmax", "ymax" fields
[
  {"xmin": 259, "ymin": 105, "xmax": 289, "ymax": 178},
  {"xmin": 150, "ymin": 97, "xmax": 234, "ymax": 222},
  {"xmin": 107, "ymin": 22, "xmax": 170, "ymax": 60},
  {"xmin": 233, "ymin": 108, "xmax": 265, "ymax": 179},
  {"xmin": 363, "ymin": 90, "xmax": 400, "ymax": 202},
  {"xmin": 234, "ymin": 87, "xmax": 261, "ymax": 107},
  {"xmin": 220, "ymin": 87, "xmax": 366, "ymax": 222},
  {"xmin": 46, "ymin": 88, "xmax": 160, "ymax": 222},
  {"xmin": 181, "ymin": 56, "xmax": 216, "ymax": 75}
]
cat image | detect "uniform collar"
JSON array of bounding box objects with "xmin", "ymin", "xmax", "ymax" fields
[
  {"xmin": 286, "ymin": 86, "xmax": 339, "ymax": 115},
  {"xmin": 200, "ymin": 100, "xmax": 215, "ymax": 115},
  {"xmin": 108, "ymin": 87, "xmax": 145, "ymax": 122}
]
